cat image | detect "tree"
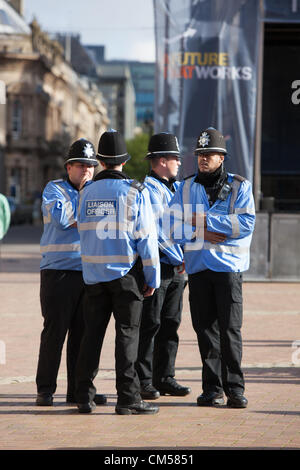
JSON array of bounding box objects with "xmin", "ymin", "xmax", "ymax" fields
[{"xmin": 125, "ymin": 133, "xmax": 150, "ymax": 181}]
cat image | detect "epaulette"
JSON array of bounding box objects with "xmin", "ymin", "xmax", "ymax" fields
[
  {"xmin": 233, "ymin": 174, "xmax": 246, "ymax": 182},
  {"xmin": 131, "ymin": 180, "xmax": 146, "ymax": 192},
  {"xmin": 53, "ymin": 179, "xmax": 64, "ymax": 184}
]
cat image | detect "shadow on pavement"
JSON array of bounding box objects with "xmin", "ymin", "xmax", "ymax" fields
[{"xmin": 244, "ymin": 367, "xmax": 300, "ymax": 384}]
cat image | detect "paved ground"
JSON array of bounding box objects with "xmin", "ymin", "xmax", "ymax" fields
[{"xmin": 0, "ymin": 225, "xmax": 299, "ymax": 455}]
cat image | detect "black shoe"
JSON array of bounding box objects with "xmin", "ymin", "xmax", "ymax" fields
[
  {"xmin": 67, "ymin": 394, "xmax": 107, "ymax": 405},
  {"xmin": 197, "ymin": 391, "xmax": 225, "ymax": 407},
  {"xmin": 77, "ymin": 401, "xmax": 96, "ymax": 414},
  {"xmin": 94, "ymin": 394, "xmax": 107, "ymax": 405},
  {"xmin": 140, "ymin": 384, "xmax": 160, "ymax": 400},
  {"xmin": 36, "ymin": 393, "xmax": 53, "ymax": 406},
  {"xmin": 227, "ymin": 393, "xmax": 248, "ymax": 408},
  {"xmin": 115, "ymin": 400, "xmax": 159, "ymax": 415},
  {"xmin": 155, "ymin": 377, "xmax": 191, "ymax": 396}
]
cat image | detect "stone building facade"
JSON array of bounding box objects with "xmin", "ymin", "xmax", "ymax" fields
[{"xmin": 0, "ymin": 1, "xmax": 108, "ymax": 202}]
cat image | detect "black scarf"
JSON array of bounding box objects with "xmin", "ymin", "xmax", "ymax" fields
[
  {"xmin": 194, "ymin": 164, "xmax": 227, "ymax": 206},
  {"xmin": 94, "ymin": 169, "xmax": 129, "ymax": 181}
]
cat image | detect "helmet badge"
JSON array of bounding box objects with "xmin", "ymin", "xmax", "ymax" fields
[
  {"xmin": 198, "ymin": 132, "xmax": 210, "ymax": 148},
  {"xmin": 83, "ymin": 143, "xmax": 95, "ymax": 158}
]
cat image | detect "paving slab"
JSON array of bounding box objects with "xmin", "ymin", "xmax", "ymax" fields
[{"xmin": 0, "ymin": 225, "xmax": 299, "ymax": 455}]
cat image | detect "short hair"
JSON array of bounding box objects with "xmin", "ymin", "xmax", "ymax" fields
[
  {"xmin": 149, "ymin": 156, "xmax": 161, "ymax": 168},
  {"xmin": 100, "ymin": 162, "xmax": 122, "ymax": 170}
]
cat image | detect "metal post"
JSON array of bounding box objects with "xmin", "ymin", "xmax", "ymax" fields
[
  {"xmin": 253, "ymin": 0, "xmax": 265, "ymax": 211},
  {"xmin": 162, "ymin": 0, "xmax": 170, "ymax": 131}
]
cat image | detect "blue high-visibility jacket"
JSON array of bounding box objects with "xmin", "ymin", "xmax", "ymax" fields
[
  {"xmin": 165, "ymin": 173, "xmax": 256, "ymax": 273},
  {"xmin": 143, "ymin": 175, "xmax": 184, "ymax": 266},
  {"xmin": 77, "ymin": 177, "xmax": 160, "ymax": 288},
  {"xmin": 40, "ymin": 179, "xmax": 88, "ymax": 271},
  {"xmin": 0, "ymin": 193, "xmax": 11, "ymax": 241}
]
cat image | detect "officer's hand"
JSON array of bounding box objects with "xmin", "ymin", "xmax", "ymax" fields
[
  {"xmin": 143, "ymin": 284, "xmax": 155, "ymax": 297},
  {"xmin": 192, "ymin": 212, "xmax": 207, "ymax": 228},
  {"xmin": 204, "ymin": 228, "xmax": 226, "ymax": 244},
  {"xmin": 176, "ymin": 262, "xmax": 185, "ymax": 274},
  {"xmin": 78, "ymin": 177, "xmax": 89, "ymax": 191}
]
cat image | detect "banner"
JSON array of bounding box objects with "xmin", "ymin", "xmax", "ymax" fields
[
  {"xmin": 264, "ymin": 0, "xmax": 300, "ymax": 21},
  {"xmin": 153, "ymin": 0, "xmax": 262, "ymax": 182}
]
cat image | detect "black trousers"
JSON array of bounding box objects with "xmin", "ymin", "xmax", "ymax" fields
[
  {"xmin": 136, "ymin": 262, "xmax": 185, "ymax": 387},
  {"xmin": 188, "ymin": 270, "xmax": 244, "ymax": 396},
  {"xmin": 75, "ymin": 260, "xmax": 145, "ymax": 405},
  {"xmin": 36, "ymin": 269, "xmax": 85, "ymax": 397}
]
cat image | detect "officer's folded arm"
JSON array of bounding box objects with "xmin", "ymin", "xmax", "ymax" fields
[{"xmin": 191, "ymin": 212, "xmax": 227, "ymax": 244}]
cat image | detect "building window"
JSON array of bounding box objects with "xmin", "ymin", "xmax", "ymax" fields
[{"xmin": 12, "ymin": 99, "xmax": 22, "ymax": 139}]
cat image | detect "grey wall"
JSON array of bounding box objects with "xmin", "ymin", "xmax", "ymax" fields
[{"xmin": 245, "ymin": 213, "xmax": 300, "ymax": 281}]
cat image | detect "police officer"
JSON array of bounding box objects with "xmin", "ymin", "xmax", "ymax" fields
[
  {"xmin": 136, "ymin": 133, "xmax": 191, "ymax": 399},
  {"xmin": 36, "ymin": 138, "xmax": 106, "ymax": 406},
  {"xmin": 167, "ymin": 127, "xmax": 256, "ymax": 408},
  {"xmin": 75, "ymin": 130, "xmax": 160, "ymax": 415}
]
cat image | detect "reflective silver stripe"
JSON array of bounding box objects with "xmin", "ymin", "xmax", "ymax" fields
[
  {"xmin": 182, "ymin": 178, "xmax": 193, "ymax": 225},
  {"xmin": 124, "ymin": 183, "xmax": 140, "ymax": 237},
  {"xmin": 229, "ymin": 178, "xmax": 242, "ymax": 214},
  {"xmin": 182, "ymin": 178, "xmax": 192, "ymax": 206},
  {"xmin": 147, "ymin": 177, "xmax": 168, "ymax": 204},
  {"xmin": 79, "ymin": 221, "xmax": 129, "ymax": 231},
  {"xmin": 54, "ymin": 182, "xmax": 71, "ymax": 201},
  {"xmin": 127, "ymin": 183, "xmax": 138, "ymax": 206},
  {"xmin": 65, "ymin": 200, "xmax": 75, "ymax": 225},
  {"xmin": 199, "ymin": 242, "xmax": 249, "ymax": 255},
  {"xmin": 234, "ymin": 207, "xmax": 255, "ymax": 215},
  {"xmin": 79, "ymin": 221, "xmax": 102, "ymax": 231},
  {"xmin": 229, "ymin": 214, "xmax": 240, "ymax": 238},
  {"xmin": 40, "ymin": 244, "xmax": 80, "ymax": 253},
  {"xmin": 82, "ymin": 253, "xmax": 138, "ymax": 264},
  {"xmin": 78, "ymin": 190, "xmax": 84, "ymax": 219},
  {"xmin": 43, "ymin": 213, "xmax": 51, "ymax": 224},
  {"xmin": 43, "ymin": 201, "xmax": 56, "ymax": 224},
  {"xmin": 185, "ymin": 239, "xmax": 204, "ymax": 251},
  {"xmin": 143, "ymin": 257, "xmax": 159, "ymax": 266}
]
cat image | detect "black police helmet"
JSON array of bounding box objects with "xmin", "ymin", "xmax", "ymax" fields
[
  {"xmin": 65, "ymin": 138, "xmax": 98, "ymax": 167},
  {"xmin": 97, "ymin": 130, "xmax": 131, "ymax": 165},
  {"xmin": 194, "ymin": 127, "xmax": 227, "ymax": 155},
  {"xmin": 146, "ymin": 132, "xmax": 180, "ymax": 159}
]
